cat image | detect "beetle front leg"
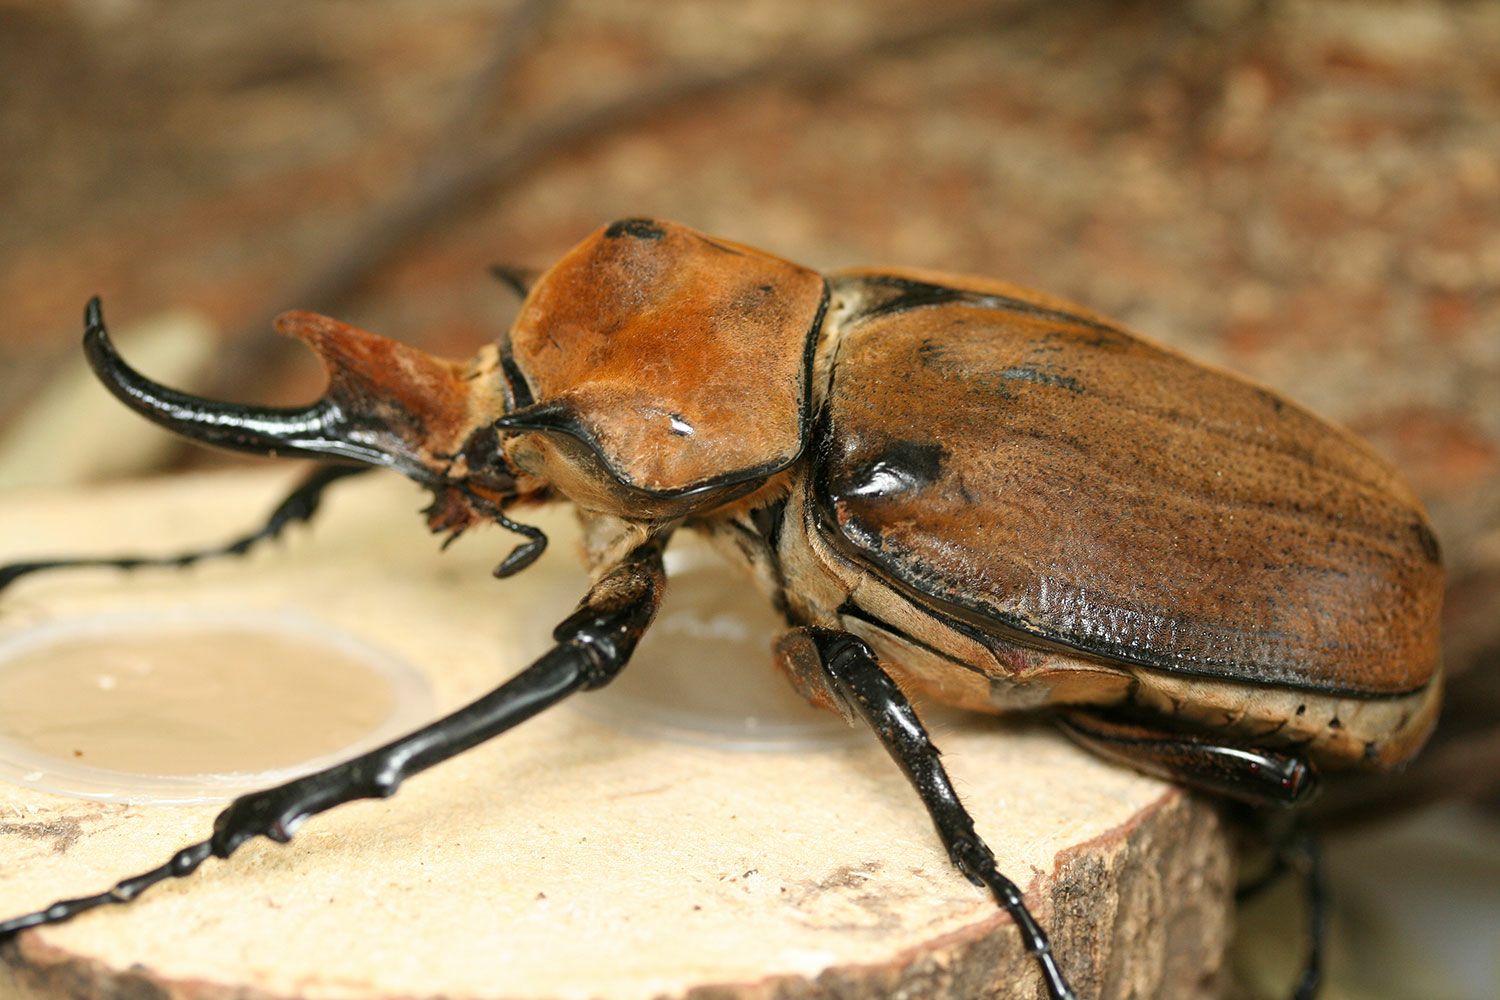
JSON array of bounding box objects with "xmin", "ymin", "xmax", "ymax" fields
[
  {"xmin": 0, "ymin": 462, "xmax": 369, "ymax": 596},
  {"xmin": 0, "ymin": 538, "xmax": 665, "ymax": 939},
  {"xmin": 790, "ymin": 627, "xmax": 1079, "ymax": 1000}
]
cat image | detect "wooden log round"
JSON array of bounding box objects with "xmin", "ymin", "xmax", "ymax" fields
[{"xmin": 0, "ymin": 470, "xmax": 1233, "ymax": 999}]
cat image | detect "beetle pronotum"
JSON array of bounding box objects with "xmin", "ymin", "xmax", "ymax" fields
[{"xmin": 0, "ymin": 219, "xmax": 1443, "ymax": 999}]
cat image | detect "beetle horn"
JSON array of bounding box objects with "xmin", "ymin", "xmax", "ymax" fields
[{"xmin": 83, "ymin": 298, "xmax": 475, "ymax": 479}]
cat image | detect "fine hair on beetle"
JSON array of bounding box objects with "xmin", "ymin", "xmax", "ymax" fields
[{"xmin": 0, "ymin": 218, "xmax": 1444, "ymax": 1000}]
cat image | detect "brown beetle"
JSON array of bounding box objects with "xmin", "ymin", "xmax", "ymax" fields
[{"xmin": 0, "ymin": 218, "xmax": 1443, "ymax": 1000}]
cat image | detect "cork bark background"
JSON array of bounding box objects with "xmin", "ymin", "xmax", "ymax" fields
[{"xmin": 0, "ymin": 1, "xmax": 1497, "ymax": 997}]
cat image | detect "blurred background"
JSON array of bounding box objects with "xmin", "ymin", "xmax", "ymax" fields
[{"xmin": 0, "ymin": 0, "xmax": 1496, "ymax": 997}]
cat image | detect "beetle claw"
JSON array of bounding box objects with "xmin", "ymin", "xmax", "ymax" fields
[{"xmin": 493, "ymin": 539, "xmax": 544, "ymax": 578}]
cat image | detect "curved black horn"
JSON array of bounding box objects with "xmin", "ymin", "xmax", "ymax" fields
[{"xmin": 82, "ymin": 298, "xmax": 387, "ymax": 467}]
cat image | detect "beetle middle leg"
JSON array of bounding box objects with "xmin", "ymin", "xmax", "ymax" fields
[
  {"xmin": 1053, "ymin": 707, "xmax": 1317, "ymax": 808},
  {"xmin": 783, "ymin": 626, "xmax": 1079, "ymax": 1000},
  {"xmin": 0, "ymin": 462, "xmax": 369, "ymax": 597},
  {"xmin": 0, "ymin": 537, "xmax": 665, "ymax": 939}
]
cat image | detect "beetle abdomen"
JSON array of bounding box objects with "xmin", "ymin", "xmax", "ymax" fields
[{"xmin": 815, "ymin": 270, "xmax": 1443, "ymax": 702}]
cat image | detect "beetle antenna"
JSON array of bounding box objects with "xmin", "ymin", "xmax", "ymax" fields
[{"xmin": 488, "ymin": 265, "xmax": 537, "ymax": 300}]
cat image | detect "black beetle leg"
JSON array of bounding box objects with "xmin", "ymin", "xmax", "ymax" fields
[
  {"xmin": 0, "ymin": 462, "xmax": 370, "ymax": 597},
  {"xmin": 1055, "ymin": 707, "xmax": 1319, "ymax": 807},
  {"xmin": 0, "ymin": 539, "xmax": 665, "ymax": 940},
  {"xmin": 1288, "ymin": 829, "xmax": 1326, "ymax": 1000},
  {"xmin": 1235, "ymin": 823, "xmax": 1326, "ymax": 1000},
  {"xmin": 803, "ymin": 628, "xmax": 1078, "ymax": 1000}
]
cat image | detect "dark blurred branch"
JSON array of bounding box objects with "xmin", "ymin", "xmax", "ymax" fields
[
  {"xmin": 438, "ymin": 0, "xmax": 555, "ymax": 145},
  {"xmin": 207, "ymin": 2, "xmax": 1041, "ymax": 397}
]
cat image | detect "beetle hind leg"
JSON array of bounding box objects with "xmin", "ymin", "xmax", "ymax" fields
[
  {"xmin": 0, "ymin": 462, "xmax": 368, "ymax": 597},
  {"xmin": 788, "ymin": 626, "xmax": 1079, "ymax": 1000}
]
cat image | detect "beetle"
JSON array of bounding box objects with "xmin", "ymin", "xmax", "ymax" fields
[{"xmin": 0, "ymin": 218, "xmax": 1443, "ymax": 1000}]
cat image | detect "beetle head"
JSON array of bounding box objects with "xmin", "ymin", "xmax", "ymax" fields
[{"xmin": 83, "ymin": 299, "xmax": 543, "ymax": 538}]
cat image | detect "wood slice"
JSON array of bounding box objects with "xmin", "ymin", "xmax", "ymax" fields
[{"xmin": 0, "ymin": 470, "xmax": 1232, "ymax": 999}]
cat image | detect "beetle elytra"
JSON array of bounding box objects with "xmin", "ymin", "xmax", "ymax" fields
[{"xmin": 0, "ymin": 219, "xmax": 1443, "ymax": 1000}]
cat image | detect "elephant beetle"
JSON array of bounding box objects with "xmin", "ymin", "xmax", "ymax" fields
[{"xmin": 0, "ymin": 218, "xmax": 1443, "ymax": 1000}]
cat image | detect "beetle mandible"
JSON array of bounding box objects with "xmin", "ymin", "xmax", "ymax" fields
[{"xmin": 0, "ymin": 218, "xmax": 1443, "ymax": 1000}]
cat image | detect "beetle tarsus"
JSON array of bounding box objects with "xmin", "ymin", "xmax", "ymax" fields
[
  {"xmin": 804, "ymin": 627, "xmax": 1079, "ymax": 1000},
  {"xmin": 493, "ymin": 509, "xmax": 548, "ymax": 578},
  {"xmin": 0, "ymin": 840, "xmax": 212, "ymax": 940},
  {"xmin": 0, "ymin": 463, "xmax": 368, "ymax": 598}
]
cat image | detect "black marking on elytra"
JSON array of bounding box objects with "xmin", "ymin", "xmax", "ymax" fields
[
  {"xmin": 843, "ymin": 440, "xmax": 947, "ymax": 500},
  {"xmin": 1411, "ymin": 520, "xmax": 1441, "ymax": 564},
  {"xmin": 916, "ymin": 339, "xmax": 952, "ymax": 367},
  {"xmin": 997, "ymin": 366, "xmax": 1082, "ymax": 393},
  {"xmin": 605, "ymin": 218, "xmax": 665, "ymax": 240},
  {"xmin": 858, "ymin": 278, "xmax": 966, "ymax": 320},
  {"xmin": 1255, "ymin": 386, "xmax": 1287, "ymax": 414},
  {"xmin": 845, "ymin": 275, "xmax": 1122, "ymax": 337}
]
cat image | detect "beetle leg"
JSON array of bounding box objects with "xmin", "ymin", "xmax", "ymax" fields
[
  {"xmin": 1054, "ymin": 707, "xmax": 1318, "ymax": 807},
  {"xmin": 0, "ymin": 539, "xmax": 665, "ymax": 939},
  {"xmin": 491, "ymin": 508, "xmax": 548, "ymax": 577},
  {"xmin": 1236, "ymin": 823, "xmax": 1326, "ymax": 1000},
  {"xmin": 1289, "ymin": 830, "xmax": 1326, "ymax": 1000},
  {"xmin": 0, "ymin": 463, "xmax": 369, "ymax": 597},
  {"xmin": 799, "ymin": 627, "xmax": 1079, "ymax": 1000}
]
